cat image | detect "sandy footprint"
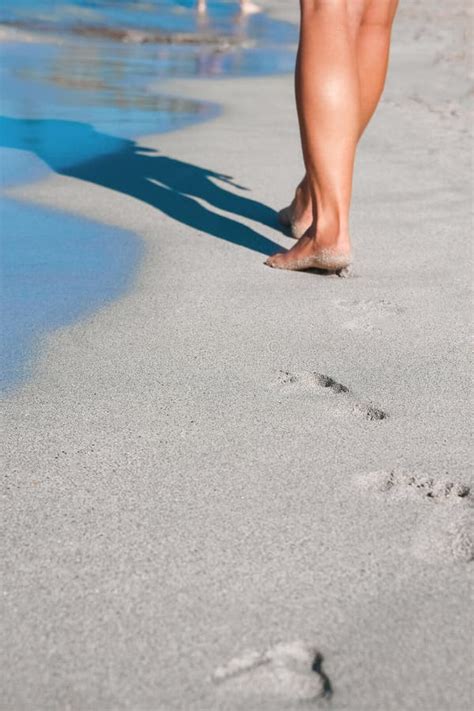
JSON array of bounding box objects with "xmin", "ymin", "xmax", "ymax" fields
[
  {"xmin": 354, "ymin": 470, "xmax": 473, "ymax": 563},
  {"xmin": 355, "ymin": 470, "xmax": 471, "ymax": 501},
  {"xmin": 336, "ymin": 298, "xmax": 404, "ymax": 332},
  {"xmin": 212, "ymin": 640, "xmax": 331, "ymax": 702},
  {"xmin": 277, "ymin": 370, "xmax": 388, "ymax": 421},
  {"xmin": 411, "ymin": 505, "xmax": 474, "ymax": 563}
]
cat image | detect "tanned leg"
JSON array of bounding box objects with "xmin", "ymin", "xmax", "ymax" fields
[
  {"xmin": 277, "ymin": 0, "xmax": 398, "ymax": 247},
  {"xmin": 277, "ymin": 42, "xmax": 314, "ymax": 240},
  {"xmin": 267, "ymin": 0, "xmax": 360, "ymax": 270},
  {"xmin": 357, "ymin": 0, "xmax": 398, "ymax": 131}
]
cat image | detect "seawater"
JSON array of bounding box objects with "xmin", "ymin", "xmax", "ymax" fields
[
  {"xmin": 1, "ymin": 197, "xmax": 142, "ymax": 389},
  {"xmin": 0, "ymin": 1, "xmax": 297, "ymax": 391}
]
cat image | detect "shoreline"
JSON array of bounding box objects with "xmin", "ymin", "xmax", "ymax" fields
[
  {"xmin": 1, "ymin": 0, "xmax": 296, "ymax": 390},
  {"xmin": 0, "ymin": 20, "xmax": 254, "ymax": 47},
  {"xmin": 2, "ymin": 2, "xmax": 473, "ymax": 710}
]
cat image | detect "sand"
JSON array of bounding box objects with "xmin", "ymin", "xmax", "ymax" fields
[{"xmin": 2, "ymin": 1, "xmax": 473, "ymax": 709}]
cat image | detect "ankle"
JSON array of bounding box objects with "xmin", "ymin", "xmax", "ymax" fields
[
  {"xmin": 296, "ymin": 177, "xmax": 310, "ymax": 197},
  {"xmin": 293, "ymin": 184, "xmax": 312, "ymax": 216},
  {"xmin": 306, "ymin": 221, "xmax": 350, "ymax": 251},
  {"xmin": 316, "ymin": 230, "xmax": 351, "ymax": 252},
  {"xmin": 317, "ymin": 210, "xmax": 350, "ymax": 246}
]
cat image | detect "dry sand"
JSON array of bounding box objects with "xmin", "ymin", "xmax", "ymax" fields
[{"xmin": 2, "ymin": 1, "xmax": 473, "ymax": 709}]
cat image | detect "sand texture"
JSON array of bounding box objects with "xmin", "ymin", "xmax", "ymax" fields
[{"xmin": 2, "ymin": 1, "xmax": 473, "ymax": 709}]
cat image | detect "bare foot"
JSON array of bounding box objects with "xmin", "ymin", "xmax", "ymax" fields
[
  {"xmin": 265, "ymin": 233, "xmax": 352, "ymax": 272},
  {"xmin": 278, "ymin": 179, "xmax": 313, "ymax": 240}
]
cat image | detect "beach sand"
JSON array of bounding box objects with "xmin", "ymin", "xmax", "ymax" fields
[{"xmin": 2, "ymin": 1, "xmax": 473, "ymax": 709}]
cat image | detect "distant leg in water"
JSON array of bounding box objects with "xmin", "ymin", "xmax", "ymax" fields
[
  {"xmin": 267, "ymin": 0, "xmax": 398, "ymax": 272},
  {"xmin": 197, "ymin": 0, "xmax": 261, "ymax": 15}
]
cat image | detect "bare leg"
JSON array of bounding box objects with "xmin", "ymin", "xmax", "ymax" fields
[
  {"xmin": 267, "ymin": 0, "xmax": 360, "ymax": 270},
  {"xmin": 358, "ymin": 0, "xmax": 398, "ymax": 131},
  {"xmin": 277, "ymin": 43, "xmax": 313, "ymax": 240},
  {"xmin": 277, "ymin": 0, "xmax": 398, "ymax": 249}
]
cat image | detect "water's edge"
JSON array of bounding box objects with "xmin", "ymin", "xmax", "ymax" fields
[{"xmin": 0, "ymin": 1, "xmax": 297, "ymax": 392}]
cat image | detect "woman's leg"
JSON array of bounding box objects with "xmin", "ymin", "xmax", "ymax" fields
[
  {"xmin": 357, "ymin": 0, "xmax": 399, "ymax": 132},
  {"xmin": 276, "ymin": 0, "xmax": 398, "ymax": 253},
  {"xmin": 277, "ymin": 42, "xmax": 314, "ymax": 240},
  {"xmin": 267, "ymin": 0, "xmax": 360, "ymax": 269}
]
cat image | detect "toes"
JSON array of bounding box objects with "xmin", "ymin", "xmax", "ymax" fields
[{"xmin": 265, "ymin": 253, "xmax": 284, "ymax": 268}]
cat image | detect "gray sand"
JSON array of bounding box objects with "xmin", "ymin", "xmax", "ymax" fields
[{"xmin": 2, "ymin": 1, "xmax": 473, "ymax": 709}]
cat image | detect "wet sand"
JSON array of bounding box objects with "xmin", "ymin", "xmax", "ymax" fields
[
  {"xmin": 0, "ymin": 18, "xmax": 246, "ymax": 46},
  {"xmin": 2, "ymin": 1, "xmax": 473, "ymax": 710}
]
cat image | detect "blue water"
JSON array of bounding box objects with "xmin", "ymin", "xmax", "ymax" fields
[
  {"xmin": 0, "ymin": 1, "xmax": 297, "ymax": 392},
  {"xmin": 1, "ymin": 197, "xmax": 142, "ymax": 388},
  {"xmin": 0, "ymin": 41, "xmax": 219, "ymax": 188},
  {"xmin": 1, "ymin": 1, "xmax": 296, "ymax": 44}
]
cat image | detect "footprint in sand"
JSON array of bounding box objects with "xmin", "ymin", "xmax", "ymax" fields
[
  {"xmin": 355, "ymin": 470, "xmax": 471, "ymax": 501},
  {"xmin": 212, "ymin": 640, "xmax": 332, "ymax": 703},
  {"xmin": 411, "ymin": 505, "xmax": 474, "ymax": 563},
  {"xmin": 336, "ymin": 298, "xmax": 405, "ymax": 332},
  {"xmin": 278, "ymin": 370, "xmax": 388, "ymax": 422},
  {"xmin": 355, "ymin": 470, "xmax": 473, "ymax": 563}
]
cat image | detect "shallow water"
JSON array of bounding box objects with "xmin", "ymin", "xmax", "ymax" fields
[
  {"xmin": 0, "ymin": 197, "xmax": 143, "ymax": 390},
  {"xmin": 1, "ymin": 1, "xmax": 297, "ymax": 186},
  {"xmin": 1, "ymin": 0, "xmax": 296, "ymax": 41},
  {"xmin": 0, "ymin": 1, "xmax": 297, "ymax": 391},
  {"xmin": 0, "ymin": 40, "xmax": 219, "ymax": 188}
]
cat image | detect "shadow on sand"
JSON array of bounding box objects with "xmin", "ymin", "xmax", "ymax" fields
[{"xmin": 0, "ymin": 116, "xmax": 281, "ymax": 255}]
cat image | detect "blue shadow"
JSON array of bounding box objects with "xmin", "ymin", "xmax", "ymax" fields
[
  {"xmin": 0, "ymin": 115, "xmax": 283, "ymax": 391},
  {"xmin": 0, "ymin": 115, "xmax": 281, "ymax": 255}
]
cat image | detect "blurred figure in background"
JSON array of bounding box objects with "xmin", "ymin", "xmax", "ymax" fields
[
  {"xmin": 267, "ymin": 0, "xmax": 399, "ymax": 273},
  {"xmin": 197, "ymin": 1, "xmax": 261, "ymax": 16}
]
